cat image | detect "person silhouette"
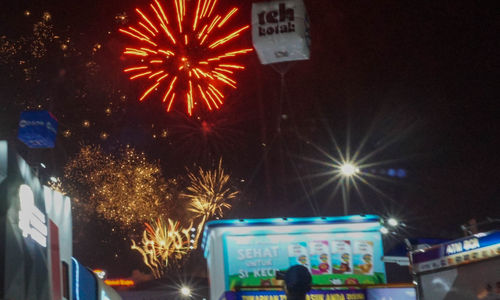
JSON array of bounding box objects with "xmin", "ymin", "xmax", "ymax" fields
[{"xmin": 284, "ymin": 265, "xmax": 312, "ymax": 300}]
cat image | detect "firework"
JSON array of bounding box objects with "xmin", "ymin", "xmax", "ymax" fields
[
  {"xmin": 131, "ymin": 217, "xmax": 192, "ymax": 278},
  {"xmin": 183, "ymin": 159, "xmax": 238, "ymax": 247},
  {"xmin": 46, "ymin": 177, "xmax": 65, "ymax": 195},
  {"xmin": 119, "ymin": 0, "xmax": 252, "ymax": 116},
  {"xmin": 62, "ymin": 145, "xmax": 173, "ymax": 228}
]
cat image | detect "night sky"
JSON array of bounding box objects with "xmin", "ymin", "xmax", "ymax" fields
[{"xmin": 1, "ymin": 0, "xmax": 498, "ymax": 277}]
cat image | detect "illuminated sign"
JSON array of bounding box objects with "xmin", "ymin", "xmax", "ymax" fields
[
  {"xmin": 104, "ymin": 279, "xmax": 135, "ymax": 287},
  {"xmin": 17, "ymin": 110, "xmax": 58, "ymax": 148},
  {"xmin": 412, "ymin": 231, "xmax": 500, "ymax": 273},
  {"xmin": 18, "ymin": 184, "xmax": 47, "ymax": 247},
  {"xmin": 445, "ymin": 238, "xmax": 480, "ymax": 255},
  {"xmin": 93, "ymin": 269, "xmax": 106, "ymax": 279}
]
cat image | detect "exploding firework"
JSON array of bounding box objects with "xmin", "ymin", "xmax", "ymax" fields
[
  {"xmin": 131, "ymin": 217, "xmax": 192, "ymax": 278},
  {"xmin": 183, "ymin": 159, "xmax": 238, "ymax": 247},
  {"xmin": 62, "ymin": 145, "xmax": 174, "ymax": 228},
  {"xmin": 119, "ymin": 0, "xmax": 252, "ymax": 116}
]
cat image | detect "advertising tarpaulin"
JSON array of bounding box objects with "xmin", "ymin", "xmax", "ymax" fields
[
  {"xmin": 225, "ymin": 232, "xmax": 385, "ymax": 289},
  {"xmin": 252, "ymin": 0, "xmax": 311, "ymax": 65},
  {"xmin": 221, "ymin": 290, "xmax": 366, "ymax": 300}
]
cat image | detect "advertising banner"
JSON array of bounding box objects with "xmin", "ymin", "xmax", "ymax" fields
[
  {"xmin": 252, "ymin": 0, "xmax": 310, "ymax": 64},
  {"xmin": 221, "ymin": 290, "xmax": 366, "ymax": 300},
  {"xmin": 224, "ymin": 231, "xmax": 385, "ymax": 289}
]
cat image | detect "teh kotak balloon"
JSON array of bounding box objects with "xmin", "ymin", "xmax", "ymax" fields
[{"xmin": 252, "ymin": 0, "xmax": 310, "ymax": 65}]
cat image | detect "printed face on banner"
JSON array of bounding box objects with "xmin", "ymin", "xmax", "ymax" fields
[
  {"xmin": 224, "ymin": 231, "xmax": 385, "ymax": 289},
  {"xmin": 252, "ymin": 0, "xmax": 311, "ymax": 65}
]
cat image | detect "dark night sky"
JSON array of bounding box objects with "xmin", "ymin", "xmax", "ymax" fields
[{"xmin": 1, "ymin": 0, "xmax": 498, "ymax": 277}]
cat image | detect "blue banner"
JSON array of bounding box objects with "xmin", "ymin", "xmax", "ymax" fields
[
  {"xmin": 18, "ymin": 111, "xmax": 58, "ymax": 148},
  {"xmin": 412, "ymin": 231, "xmax": 500, "ymax": 273},
  {"xmin": 221, "ymin": 290, "xmax": 366, "ymax": 300}
]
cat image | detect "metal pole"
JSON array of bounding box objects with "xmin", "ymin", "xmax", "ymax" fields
[{"xmin": 341, "ymin": 182, "xmax": 348, "ymax": 215}]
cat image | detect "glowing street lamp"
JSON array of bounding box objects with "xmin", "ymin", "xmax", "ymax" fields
[
  {"xmin": 380, "ymin": 226, "xmax": 389, "ymax": 234},
  {"xmin": 340, "ymin": 163, "xmax": 359, "ymax": 177},
  {"xmin": 180, "ymin": 286, "xmax": 192, "ymax": 297},
  {"xmin": 387, "ymin": 218, "xmax": 398, "ymax": 227}
]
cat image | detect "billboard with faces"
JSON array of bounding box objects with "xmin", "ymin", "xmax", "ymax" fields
[{"xmin": 203, "ymin": 216, "xmax": 386, "ymax": 300}]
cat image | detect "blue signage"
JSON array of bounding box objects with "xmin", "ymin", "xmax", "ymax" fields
[
  {"xmin": 411, "ymin": 231, "xmax": 500, "ymax": 273},
  {"xmin": 72, "ymin": 258, "xmax": 97, "ymax": 300},
  {"xmin": 17, "ymin": 111, "xmax": 58, "ymax": 148},
  {"xmin": 221, "ymin": 290, "xmax": 367, "ymax": 300}
]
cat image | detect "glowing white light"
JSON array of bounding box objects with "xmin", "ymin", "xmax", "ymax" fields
[
  {"xmin": 380, "ymin": 226, "xmax": 389, "ymax": 234},
  {"xmin": 180, "ymin": 286, "xmax": 192, "ymax": 297},
  {"xmin": 93, "ymin": 269, "xmax": 106, "ymax": 279},
  {"xmin": 101, "ymin": 290, "xmax": 111, "ymax": 300},
  {"xmin": 18, "ymin": 184, "xmax": 47, "ymax": 247},
  {"xmin": 40, "ymin": 163, "xmax": 46, "ymax": 168},
  {"xmin": 387, "ymin": 218, "xmax": 398, "ymax": 227},
  {"xmin": 50, "ymin": 176, "xmax": 57, "ymax": 183},
  {"xmin": 72, "ymin": 258, "xmax": 80, "ymax": 300},
  {"xmin": 340, "ymin": 163, "xmax": 359, "ymax": 176}
]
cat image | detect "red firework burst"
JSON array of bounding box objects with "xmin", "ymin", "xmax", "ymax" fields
[{"xmin": 119, "ymin": 0, "xmax": 253, "ymax": 116}]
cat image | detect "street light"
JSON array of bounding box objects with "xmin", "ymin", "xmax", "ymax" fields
[
  {"xmin": 180, "ymin": 286, "xmax": 192, "ymax": 297},
  {"xmin": 339, "ymin": 162, "xmax": 360, "ymax": 215},
  {"xmin": 380, "ymin": 226, "xmax": 389, "ymax": 234},
  {"xmin": 340, "ymin": 163, "xmax": 359, "ymax": 177},
  {"xmin": 387, "ymin": 218, "xmax": 398, "ymax": 227}
]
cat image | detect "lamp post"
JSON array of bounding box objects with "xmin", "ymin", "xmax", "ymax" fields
[{"xmin": 339, "ymin": 162, "xmax": 359, "ymax": 215}]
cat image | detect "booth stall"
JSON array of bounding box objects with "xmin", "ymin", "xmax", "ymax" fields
[
  {"xmin": 410, "ymin": 230, "xmax": 500, "ymax": 300},
  {"xmin": 202, "ymin": 215, "xmax": 388, "ymax": 300}
]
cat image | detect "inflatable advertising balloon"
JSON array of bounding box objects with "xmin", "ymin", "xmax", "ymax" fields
[{"xmin": 252, "ymin": 0, "xmax": 310, "ymax": 65}]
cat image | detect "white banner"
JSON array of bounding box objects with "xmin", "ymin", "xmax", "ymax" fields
[{"xmin": 252, "ymin": 0, "xmax": 310, "ymax": 65}]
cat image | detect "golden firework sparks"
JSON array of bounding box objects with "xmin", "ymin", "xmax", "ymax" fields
[
  {"xmin": 183, "ymin": 159, "xmax": 238, "ymax": 248},
  {"xmin": 63, "ymin": 145, "xmax": 173, "ymax": 228},
  {"xmin": 46, "ymin": 177, "xmax": 65, "ymax": 195},
  {"xmin": 131, "ymin": 217, "xmax": 192, "ymax": 278}
]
